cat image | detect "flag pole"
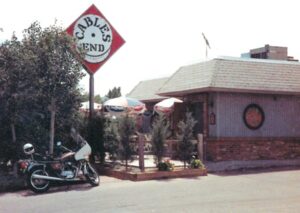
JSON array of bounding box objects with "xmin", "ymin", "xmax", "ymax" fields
[{"xmin": 202, "ymin": 32, "xmax": 210, "ymax": 59}]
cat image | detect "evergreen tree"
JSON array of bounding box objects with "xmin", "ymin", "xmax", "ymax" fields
[
  {"xmin": 104, "ymin": 119, "xmax": 120, "ymax": 161},
  {"xmin": 94, "ymin": 94, "xmax": 102, "ymax": 103},
  {"xmin": 80, "ymin": 92, "xmax": 102, "ymax": 103},
  {"xmin": 177, "ymin": 112, "xmax": 197, "ymax": 168},
  {"xmin": 106, "ymin": 86, "xmax": 121, "ymax": 98},
  {"xmin": 118, "ymin": 114, "xmax": 135, "ymax": 170},
  {"xmin": 86, "ymin": 115, "xmax": 106, "ymax": 163},
  {"xmin": 151, "ymin": 114, "xmax": 169, "ymax": 163}
]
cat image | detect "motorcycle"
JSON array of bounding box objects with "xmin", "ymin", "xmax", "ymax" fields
[{"xmin": 20, "ymin": 133, "xmax": 100, "ymax": 193}]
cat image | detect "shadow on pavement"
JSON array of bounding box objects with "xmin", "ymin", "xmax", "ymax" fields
[{"xmin": 21, "ymin": 181, "xmax": 96, "ymax": 197}]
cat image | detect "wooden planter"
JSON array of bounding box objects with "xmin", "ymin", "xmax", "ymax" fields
[{"xmin": 101, "ymin": 168, "xmax": 207, "ymax": 181}]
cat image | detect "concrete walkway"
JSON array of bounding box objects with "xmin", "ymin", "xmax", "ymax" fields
[
  {"xmin": 117, "ymin": 155, "xmax": 300, "ymax": 172},
  {"xmin": 205, "ymin": 159, "xmax": 300, "ymax": 172}
]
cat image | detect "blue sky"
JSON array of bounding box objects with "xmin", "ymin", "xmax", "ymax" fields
[{"xmin": 1, "ymin": 0, "xmax": 300, "ymax": 96}]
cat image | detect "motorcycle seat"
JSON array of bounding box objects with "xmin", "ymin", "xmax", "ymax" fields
[{"xmin": 58, "ymin": 152, "xmax": 75, "ymax": 161}]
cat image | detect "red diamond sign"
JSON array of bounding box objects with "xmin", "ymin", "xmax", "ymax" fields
[{"xmin": 66, "ymin": 4, "xmax": 125, "ymax": 74}]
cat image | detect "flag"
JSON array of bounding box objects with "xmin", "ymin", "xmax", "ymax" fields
[{"xmin": 202, "ymin": 32, "xmax": 210, "ymax": 49}]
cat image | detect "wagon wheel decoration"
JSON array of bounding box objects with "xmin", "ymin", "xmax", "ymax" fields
[{"xmin": 243, "ymin": 104, "xmax": 265, "ymax": 130}]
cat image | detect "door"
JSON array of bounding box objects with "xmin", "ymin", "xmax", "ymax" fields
[{"xmin": 188, "ymin": 102, "xmax": 203, "ymax": 136}]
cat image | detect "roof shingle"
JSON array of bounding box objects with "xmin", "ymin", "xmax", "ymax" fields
[
  {"xmin": 127, "ymin": 77, "xmax": 169, "ymax": 102},
  {"xmin": 158, "ymin": 57, "xmax": 300, "ymax": 96}
]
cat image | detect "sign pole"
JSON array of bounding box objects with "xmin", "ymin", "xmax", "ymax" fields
[
  {"xmin": 66, "ymin": 4, "xmax": 125, "ymax": 119},
  {"xmin": 89, "ymin": 73, "xmax": 95, "ymax": 119}
]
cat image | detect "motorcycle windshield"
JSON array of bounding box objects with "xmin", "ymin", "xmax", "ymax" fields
[{"xmin": 74, "ymin": 143, "xmax": 91, "ymax": 160}]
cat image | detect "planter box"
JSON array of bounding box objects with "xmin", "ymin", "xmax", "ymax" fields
[{"xmin": 101, "ymin": 168, "xmax": 207, "ymax": 181}]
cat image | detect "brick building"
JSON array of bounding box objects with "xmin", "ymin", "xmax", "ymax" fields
[{"xmin": 129, "ymin": 48, "xmax": 300, "ymax": 162}]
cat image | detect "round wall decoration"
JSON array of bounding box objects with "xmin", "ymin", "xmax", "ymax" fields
[{"xmin": 243, "ymin": 104, "xmax": 265, "ymax": 130}]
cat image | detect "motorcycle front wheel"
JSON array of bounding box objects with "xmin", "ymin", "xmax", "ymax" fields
[
  {"xmin": 85, "ymin": 163, "xmax": 100, "ymax": 186},
  {"xmin": 27, "ymin": 168, "xmax": 50, "ymax": 193}
]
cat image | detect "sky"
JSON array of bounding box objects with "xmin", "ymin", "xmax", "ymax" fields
[{"xmin": 1, "ymin": 0, "xmax": 300, "ymax": 96}]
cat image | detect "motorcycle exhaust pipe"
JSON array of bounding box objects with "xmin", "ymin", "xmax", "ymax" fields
[{"xmin": 32, "ymin": 174, "xmax": 79, "ymax": 181}]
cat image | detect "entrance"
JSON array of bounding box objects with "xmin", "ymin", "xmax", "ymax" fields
[{"xmin": 188, "ymin": 102, "xmax": 203, "ymax": 136}]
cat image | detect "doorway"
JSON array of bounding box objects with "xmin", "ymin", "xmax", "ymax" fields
[{"xmin": 188, "ymin": 102, "xmax": 204, "ymax": 136}]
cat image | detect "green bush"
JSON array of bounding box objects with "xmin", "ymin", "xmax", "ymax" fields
[
  {"xmin": 151, "ymin": 114, "xmax": 170, "ymax": 163},
  {"xmin": 104, "ymin": 118, "xmax": 120, "ymax": 161},
  {"xmin": 118, "ymin": 114, "xmax": 136, "ymax": 170},
  {"xmin": 157, "ymin": 160, "xmax": 174, "ymax": 171},
  {"xmin": 177, "ymin": 112, "xmax": 197, "ymax": 168},
  {"xmin": 190, "ymin": 158, "xmax": 205, "ymax": 169},
  {"xmin": 80, "ymin": 114, "xmax": 106, "ymax": 163}
]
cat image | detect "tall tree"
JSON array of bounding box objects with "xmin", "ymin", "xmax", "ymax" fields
[
  {"xmin": 118, "ymin": 114, "xmax": 135, "ymax": 171},
  {"xmin": 22, "ymin": 22, "xmax": 85, "ymax": 154},
  {"xmin": 151, "ymin": 114, "xmax": 169, "ymax": 163},
  {"xmin": 106, "ymin": 86, "xmax": 121, "ymax": 99},
  {"xmin": 0, "ymin": 35, "xmax": 30, "ymax": 144},
  {"xmin": 80, "ymin": 92, "xmax": 102, "ymax": 103},
  {"xmin": 177, "ymin": 112, "xmax": 197, "ymax": 168}
]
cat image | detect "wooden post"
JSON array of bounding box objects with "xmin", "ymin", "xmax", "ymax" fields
[
  {"xmin": 197, "ymin": 134, "xmax": 204, "ymax": 162},
  {"xmin": 138, "ymin": 134, "xmax": 145, "ymax": 172}
]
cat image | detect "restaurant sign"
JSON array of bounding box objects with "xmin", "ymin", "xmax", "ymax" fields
[{"xmin": 66, "ymin": 4, "xmax": 125, "ymax": 74}]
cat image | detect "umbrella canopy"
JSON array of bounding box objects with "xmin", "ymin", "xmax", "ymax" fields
[
  {"xmin": 154, "ymin": 97, "xmax": 183, "ymax": 114},
  {"xmin": 104, "ymin": 96, "xmax": 146, "ymax": 114},
  {"xmin": 80, "ymin": 101, "xmax": 102, "ymax": 111}
]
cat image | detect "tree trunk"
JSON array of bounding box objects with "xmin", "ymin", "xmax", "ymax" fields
[
  {"xmin": 49, "ymin": 98, "xmax": 56, "ymax": 155},
  {"xmin": 10, "ymin": 123, "xmax": 16, "ymax": 143}
]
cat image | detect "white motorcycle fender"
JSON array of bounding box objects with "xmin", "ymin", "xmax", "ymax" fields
[{"xmin": 75, "ymin": 143, "xmax": 92, "ymax": 160}]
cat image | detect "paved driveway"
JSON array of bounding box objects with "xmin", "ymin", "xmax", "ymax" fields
[{"xmin": 1, "ymin": 169, "xmax": 300, "ymax": 213}]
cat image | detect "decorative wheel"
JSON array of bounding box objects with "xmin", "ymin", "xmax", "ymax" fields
[{"xmin": 243, "ymin": 104, "xmax": 265, "ymax": 130}]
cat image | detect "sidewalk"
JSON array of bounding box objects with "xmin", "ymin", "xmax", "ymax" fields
[
  {"xmin": 205, "ymin": 159, "xmax": 300, "ymax": 172},
  {"xmin": 119, "ymin": 155, "xmax": 300, "ymax": 172}
]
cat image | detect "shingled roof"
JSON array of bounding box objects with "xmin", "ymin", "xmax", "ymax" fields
[
  {"xmin": 127, "ymin": 77, "xmax": 169, "ymax": 102},
  {"xmin": 158, "ymin": 57, "xmax": 300, "ymax": 96}
]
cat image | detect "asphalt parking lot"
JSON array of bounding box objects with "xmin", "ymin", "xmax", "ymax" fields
[{"xmin": 1, "ymin": 168, "xmax": 300, "ymax": 213}]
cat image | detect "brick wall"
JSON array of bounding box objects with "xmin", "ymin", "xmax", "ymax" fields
[{"xmin": 206, "ymin": 138, "xmax": 300, "ymax": 161}]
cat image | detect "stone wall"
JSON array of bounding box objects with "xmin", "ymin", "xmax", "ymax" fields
[{"xmin": 206, "ymin": 138, "xmax": 300, "ymax": 161}]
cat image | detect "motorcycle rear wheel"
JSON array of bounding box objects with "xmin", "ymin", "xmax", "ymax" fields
[
  {"xmin": 27, "ymin": 168, "xmax": 50, "ymax": 193},
  {"xmin": 85, "ymin": 163, "xmax": 100, "ymax": 186}
]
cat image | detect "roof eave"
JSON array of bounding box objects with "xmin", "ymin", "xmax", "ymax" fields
[
  {"xmin": 140, "ymin": 97, "xmax": 167, "ymax": 103},
  {"xmin": 158, "ymin": 87, "xmax": 300, "ymax": 96}
]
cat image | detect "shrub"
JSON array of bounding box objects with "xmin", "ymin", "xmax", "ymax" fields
[
  {"xmin": 81, "ymin": 115, "xmax": 106, "ymax": 163},
  {"xmin": 104, "ymin": 118, "xmax": 120, "ymax": 161},
  {"xmin": 190, "ymin": 157, "xmax": 205, "ymax": 169},
  {"xmin": 118, "ymin": 114, "xmax": 136, "ymax": 171},
  {"xmin": 151, "ymin": 114, "xmax": 170, "ymax": 163},
  {"xmin": 157, "ymin": 159, "xmax": 174, "ymax": 171},
  {"xmin": 177, "ymin": 112, "xmax": 197, "ymax": 168}
]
